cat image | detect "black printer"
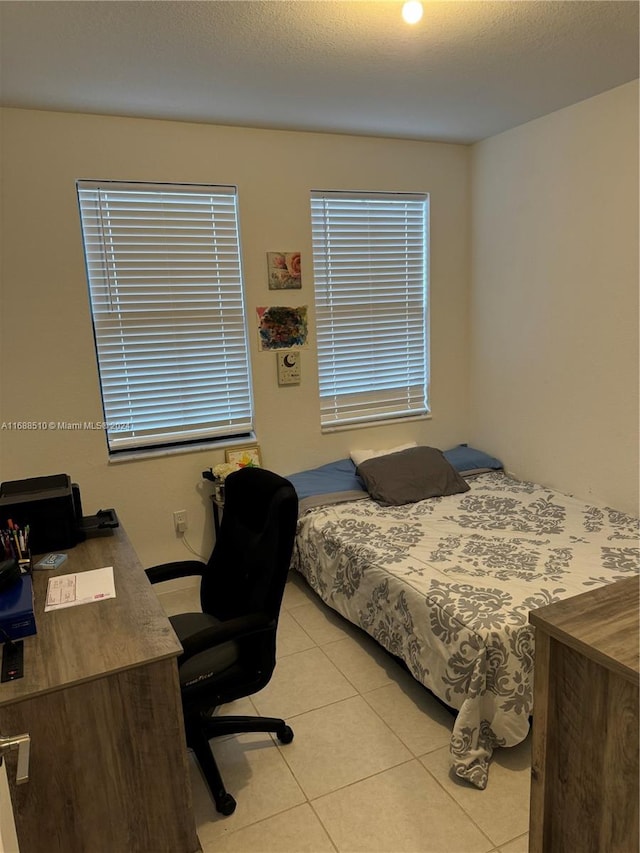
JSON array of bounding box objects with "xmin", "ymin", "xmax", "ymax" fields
[{"xmin": 0, "ymin": 474, "xmax": 117, "ymax": 554}]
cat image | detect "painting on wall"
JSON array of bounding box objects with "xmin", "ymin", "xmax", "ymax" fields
[
  {"xmin": 256, "ymin": 305, "xmax": 308, "ymax": 351},
  {"xmin": 267, "ymin": 252, "xmax": 302, "ymax": 290}
]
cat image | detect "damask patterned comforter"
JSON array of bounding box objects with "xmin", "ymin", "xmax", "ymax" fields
[{"xmin": 291, "ymin": 472, "xmax": 639, "ymax": 788}]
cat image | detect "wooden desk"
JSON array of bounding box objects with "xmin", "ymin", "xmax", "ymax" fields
[
  {"xmin": 0, "ymin": 527, "xmax": 201, "ymax": 853},
  {"xmin": 528, "ymin": 576, "xmax": 639, "ymax": 853}
]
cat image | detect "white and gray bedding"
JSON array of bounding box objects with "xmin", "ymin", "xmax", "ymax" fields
[{"xmin": 290, "ymin": 466, "xmax": 640, "ymax": 788}]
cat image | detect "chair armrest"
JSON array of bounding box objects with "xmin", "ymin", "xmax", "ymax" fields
[
  {"xmin": 145, "ymin": 560, "xmax": 206, "ymax": 584},
  {"xmin": 179, "ymin": 612, "xmax": 273, "ymax": 662}
]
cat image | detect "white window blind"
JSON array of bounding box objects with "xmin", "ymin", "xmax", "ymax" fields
[
  {"xmin": 311, "ymin": 191, "xmax": 429, "ymax": 430},
  {"xmin": 77, "ymin": 180, "xmax": 253, "ymax": 454}
]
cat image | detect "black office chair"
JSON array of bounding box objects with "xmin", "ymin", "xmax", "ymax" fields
[{"xmin": 145, "ymin": 467, "xmax": 299, "ymax": 816}]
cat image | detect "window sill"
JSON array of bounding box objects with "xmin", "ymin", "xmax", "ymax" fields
[
  {"xmin": 107, "ymin": 435, "xmax": 257, "ymax": 464},
  {"xmin": 320, "ymin": 413, "xmax": 431, "ymax": 434}
]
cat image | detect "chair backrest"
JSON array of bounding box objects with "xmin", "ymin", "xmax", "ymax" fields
[{"xmin": 200, "ymin": 467, "xmax": 299, "ymax": 623}]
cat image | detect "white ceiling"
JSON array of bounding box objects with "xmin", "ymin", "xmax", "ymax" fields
[{"xmin": 1, "ymin": 1, "xmax": 638, "ymax": 144}]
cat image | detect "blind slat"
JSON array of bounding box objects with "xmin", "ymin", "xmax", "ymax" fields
[
  {"xmin": 311, "ymin": 190, "xmax": 429, "ymax": 430},
  {"xmin": 77, "ymin": 180, "xmax": 253, "ymax": 452}
]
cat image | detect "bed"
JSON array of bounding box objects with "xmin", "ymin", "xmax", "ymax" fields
[{"xmin": 288, "ymin": 445, "xmax": 640, "ymax": 789}]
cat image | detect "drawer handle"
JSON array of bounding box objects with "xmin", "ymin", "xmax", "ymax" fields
[{"xmin": 0, "ymin": 733, "xmax": 30, "ymax": 784}]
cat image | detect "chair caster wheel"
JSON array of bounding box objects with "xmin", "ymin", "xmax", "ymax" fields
[
  {"xmin": 278, "ymin": 725, "xmax": 294, "ymax": 745},
  {"xmin": 216, "ymin": 793, "xmax": 236, "ymax": 816}
]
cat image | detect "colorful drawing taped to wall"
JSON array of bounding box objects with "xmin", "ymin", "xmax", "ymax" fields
[
  {"xmin": 267, "ymin": 252, "xmax": 302, "ymax": 289},
  {"xmin": 256, "ymin": 306, "xmax": 308, "ymax": 351}
]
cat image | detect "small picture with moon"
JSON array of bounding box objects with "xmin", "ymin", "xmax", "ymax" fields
[{"xmin": 277, "ymin": 351, "xmax": 301, "ymax": 386}]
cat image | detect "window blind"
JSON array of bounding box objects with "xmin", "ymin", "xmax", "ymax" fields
[
  {"xmin": 310, "ymin": 191, "xmax": 429, "ymax": 430},
  {"xmin": 77, "ymin": 181, "xmax": 253, "ymax": 453}
]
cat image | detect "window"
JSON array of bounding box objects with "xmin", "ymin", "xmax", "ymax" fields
[
  {"xmin": 77, "ymin": 180, "xmax": 253, "ymax": 455},
  {"xmin": 310, "ymin": 190, "xmax": 429, "ymax": 431}
]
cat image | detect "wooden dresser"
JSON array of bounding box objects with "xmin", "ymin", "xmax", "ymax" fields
[
  {"xmin": 529, "ymin": 575, "xmax": 639, "ymax": 853},
  {"xmin": 0, "ymin": 526, "xmax": 201, "ymax": 853}
]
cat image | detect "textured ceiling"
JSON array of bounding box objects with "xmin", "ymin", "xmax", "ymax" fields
[{"xmin": 1, "ymin": 1, "xmax": 638, "ymax": 144}]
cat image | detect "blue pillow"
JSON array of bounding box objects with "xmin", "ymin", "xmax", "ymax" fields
[
  {"xmin": 443, "ymin": 444, "xmax": 503, "ymax": 474},
  {"xmin": 287, "ymin": 458, "xmax": 365, "ymax": 500}
]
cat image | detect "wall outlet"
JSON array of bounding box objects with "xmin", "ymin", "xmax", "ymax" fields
[{"xmin": 173, "ymin": 510, "xmax": 188, "ymax": 533}]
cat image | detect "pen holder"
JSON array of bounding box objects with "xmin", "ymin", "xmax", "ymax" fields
[
  {"xmin": 1, "ymin": 522, "xmax": 32, "ymax": 572},
  {"xmin": 18, "ymin": 552, "xmax": 32, "ymax": 576}
]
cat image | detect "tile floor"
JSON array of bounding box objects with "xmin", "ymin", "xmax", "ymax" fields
[{"xmin": 156, "ymin": 572, "xmax": 531, "ymax": 853}]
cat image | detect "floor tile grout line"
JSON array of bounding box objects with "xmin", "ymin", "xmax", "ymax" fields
[
  {"xmin": 304, "ymin": 756, "xmax": 424, "ymax": 853},
  {"xmin": 357, "ymin": 688, "xmax": 451, "ymax": 760},
  {"xmin": 281, "ymin": 580, "xmax": 531, "ymax": 850},
  {"xmin": 274, "ymin": 726, "xmax": 413, "ymax": 805},
  {"xmin": 278, "ymin": 610, "xmax": 521, "ymax": 850},
  {"xmin": 206, "ymin": 701, "xmax": 527, "ymax": 853},
  {"xmin": 203, "ymin": 801, "xmax": 330, "ymax": 849},
  {"xmin": 194, "ymin": 744, "xmax": 309, "ymax": 842},
  {"xmin": 266, "ymin": 636, "xmax": 471, "ymax": 821},
  {"xmin": 275, "ymin": 613, "xmax": 318, "ymax": 658},
  {"xmin": 275, "ymin": 592, "xmax": 484, "ymax": 821},
  {"xmin": 309, "ymin": 628, "xmax": 456, "ymax": 764},
  {"xmin": 417, "ymin": 758, "xmax": 500, "ymax": 850},
  {"xmin": 166, "ymin": 578, "xmax": 530, "ymax": 851},
  {"xmin": 263, "ymin": 648, "xmax": 417, "ymax": 804},
  {"xmin": 285, "ymin": 587, "xmax": 365, "ymax": 642}
]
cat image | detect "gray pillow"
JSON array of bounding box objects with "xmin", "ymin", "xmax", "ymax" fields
[{"xmin": 357, "ymin": 446, "xmax": 470, "ymax": 507}]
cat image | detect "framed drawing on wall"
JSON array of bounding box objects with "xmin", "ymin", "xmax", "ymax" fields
[
  {"xmin": 267, "ymin": 252, "xmax": 302, "ymax": 290},
  {"xmin": 225, "ymin": 445, "xmax": 262, "ymax": 468}
]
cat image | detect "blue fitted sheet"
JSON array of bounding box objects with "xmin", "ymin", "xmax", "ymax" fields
[{"xmin": 286, "ymin": 458, "xmax": 365, "ymax": 500}]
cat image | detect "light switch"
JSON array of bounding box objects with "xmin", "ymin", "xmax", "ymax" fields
[{"xmin": 277, "ymin": 351, "xmax": 301, "ymax": 386}]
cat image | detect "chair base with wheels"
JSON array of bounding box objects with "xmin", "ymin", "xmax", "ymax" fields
[{"xmin": 185, "ymin": 711, "xmax": 294, "ymax": 815}]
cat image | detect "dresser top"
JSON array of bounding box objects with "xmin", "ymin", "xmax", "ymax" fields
[{"xmin": 529, "ymin": 576, "xmax": 639, "ymax": 685}]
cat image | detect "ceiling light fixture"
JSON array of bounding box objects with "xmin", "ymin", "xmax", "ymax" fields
[{"xmin": 402, "ymin": 1, "xmax": 423, "ymax": 24}]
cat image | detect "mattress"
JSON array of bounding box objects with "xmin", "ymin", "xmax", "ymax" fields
[{"xmin": 291, "ymin": 470, "xmax": 640, "ymax": 788}]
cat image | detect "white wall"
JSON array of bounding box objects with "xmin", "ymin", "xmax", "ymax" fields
[
  {"xmin": 2, "ymin": 83, "xmax": 636, "ymax": 571},
  {"xmin": 0, "ymin": 109, "xmax": 471, "ymax": 565},
  {"xmin": 470, "ymin": 81, "xmax": 639, "ymax": 514}
]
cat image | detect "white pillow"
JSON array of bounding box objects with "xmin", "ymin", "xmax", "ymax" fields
[{"xmin": 350, "ymin": 442, "xmax": 417, "ymax": 468}]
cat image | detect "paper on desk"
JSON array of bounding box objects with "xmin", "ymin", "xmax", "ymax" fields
[{"xmin": 44, "ymin": 566, "xmax": 116, "ymax": 612}]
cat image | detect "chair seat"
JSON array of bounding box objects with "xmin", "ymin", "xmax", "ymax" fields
[{"xmin": 170, "ymin": 611, "xmax": 224, "ymax": 648}]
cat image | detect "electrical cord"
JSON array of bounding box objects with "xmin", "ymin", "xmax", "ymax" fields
[{"xmin": 179, "ymin": 532, "xmax": 206, "ymax": 560}]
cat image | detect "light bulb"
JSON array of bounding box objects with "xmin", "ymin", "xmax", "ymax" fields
[{"xmin": 402, "ymin": 1, "xmax": 423, "ymax": 24}]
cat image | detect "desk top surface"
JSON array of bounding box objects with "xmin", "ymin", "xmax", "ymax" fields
[{"xmin": 0, "ymin": 526, "xmax": 182, "ymax": 707}]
